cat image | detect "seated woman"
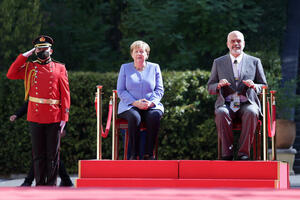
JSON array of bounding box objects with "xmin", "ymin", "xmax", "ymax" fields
[{"xmin": 117, "ymin": 40, "xmax": 164, "ymax": 160}]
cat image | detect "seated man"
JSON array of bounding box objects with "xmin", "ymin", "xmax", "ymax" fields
[{"xmin": 207, "ymin": 30, "xmax": 267, "ymax": 160}]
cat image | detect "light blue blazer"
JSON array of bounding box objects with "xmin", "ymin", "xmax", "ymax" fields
[{"xmin": 117, "ymin": 62, "xmax": 164, "ymax": 114}]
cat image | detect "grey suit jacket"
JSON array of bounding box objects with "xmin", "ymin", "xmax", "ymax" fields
[{"xmin": 207, "ymin": 53, "xmax": 267, "ymax": 115}]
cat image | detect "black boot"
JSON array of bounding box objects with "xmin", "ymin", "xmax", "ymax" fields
[
  {"xmin": 58, "ymin": 160, "xmax": 73, "ymax": 187},
  {"xmin": 143, "ymin": 154, "xmax": 154, "ymax": 160},
  {"xmin": 20, "ymin": 165, "xmax": 34, "ymax": 187},
  {"xmin": 20, "ymin": 178, "xmax": 32, "ymax": 187},
  {"xmin": 59, "ymin": 178, "xmax": 73, "ymax": 187}
]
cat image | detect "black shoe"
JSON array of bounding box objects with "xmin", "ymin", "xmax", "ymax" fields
[
  {"xmin": 238, "ymin": 155, "xmax": 250, "ymax": 160},
  {"xmin": 129, "ymin": 156, "xmax": 137, "ymax": 160},
  {"xmin": 221, "ymin": 155, "xmax": 233, "ymax": 160},
  {"xmin": 143, "ymin": 154, "xmax": 154, "ymax": 160},
  {"xmin": 20, "ymin": 181, "xmax": 32, "ymax": 187},
  {"xmin": 59, "ymin": 179, "xmax": 73, "ymax": 187}
]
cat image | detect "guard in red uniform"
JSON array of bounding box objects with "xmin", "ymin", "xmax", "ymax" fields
[{"xmin": 7, "ymin": 35, "xmax": 70, "ymax": 186}]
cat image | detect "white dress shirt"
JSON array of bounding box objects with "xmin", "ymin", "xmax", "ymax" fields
[{"xmin": 225, "ymin": 53, "xmax": 248, "ymax": 103}]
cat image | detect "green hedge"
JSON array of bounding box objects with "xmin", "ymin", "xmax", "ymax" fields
[{"xmin": 0, "ymin": 70, "xmax": 217, "ymax": 175}]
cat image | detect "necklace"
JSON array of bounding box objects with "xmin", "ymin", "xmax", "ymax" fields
[{"xmin": 134, "ymin": 62, "xmax": 146, "ymax": 71}]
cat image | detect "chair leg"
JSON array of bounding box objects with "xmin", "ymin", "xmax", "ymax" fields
[
  {"xmin": 253, "ymin": 133, "xmax": 257, "ymax": 160},
  {"xmin": 124, "ymin": 129, "xmax": 129, "ymax": 160},
  {"xmin": 114, "ymin": 128, "xmax": 118, "ymax": 160},
  {"xmin": 257, "ymin": 130, "xmax": 261, "ymax": 160},
  {"xmin": 116, "ymin": 128, "xmax": 119, "ymax": 160},
  {"xmin": 154, "ymin": 134, "xmax": 159, "ymax": 160},
  {"xmin": 218, "ymin": 135, "xmax": 221, "ymax": 160}
]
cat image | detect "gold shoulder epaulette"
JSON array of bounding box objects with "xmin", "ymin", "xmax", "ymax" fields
[{"xmin": 52, "ymin": 59, "xmax": 65, "ymax": 65}]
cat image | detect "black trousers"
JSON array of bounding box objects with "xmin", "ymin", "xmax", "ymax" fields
[
  {"xmin": 118, "ymin": 107, "xmax": 163, "ymax": 158},
  {"xmin": 29, "ymin": 122, "xmax": 60, "ymax": 186}
]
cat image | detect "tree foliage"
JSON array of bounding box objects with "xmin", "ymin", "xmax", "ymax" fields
[
  {"xmin": 0, "ymin": 0, "xmax": 42, "ymax": 68},
  {"xmin": 0, "ymin": 0, "xmax": 287, "ymax": 72},
  {"xmin": 39, "ymin": 0, "xmax": 124, "ymax": 71},
  {"xmin": 120, "ymin": 0, "xmax": 265, "ymax": 70}
]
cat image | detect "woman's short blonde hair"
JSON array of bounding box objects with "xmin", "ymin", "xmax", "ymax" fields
[{"xmin": 130, "ymin": 40, "xmax": 150, "ymax": 56}]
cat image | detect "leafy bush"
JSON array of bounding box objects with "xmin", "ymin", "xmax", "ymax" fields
[{"xmin": 0, "ymin": 69, "xmax": 218, "ymax": 175}]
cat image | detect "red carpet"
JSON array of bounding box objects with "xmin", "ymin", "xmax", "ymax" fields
[{"xmin": 0, "ymin": 187, "xmax": 300, "ymax": 200}]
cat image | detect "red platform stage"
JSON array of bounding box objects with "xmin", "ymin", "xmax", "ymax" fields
[{"xmin": 76, "ymin": 160, "xmax": 289, "ymax": 189}]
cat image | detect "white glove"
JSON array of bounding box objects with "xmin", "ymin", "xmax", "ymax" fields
[
  {"xmin": 10, "ymin": 115, "xmax": 17, "ymax": 122},
  {"xmin": 22, "ymin": 48, "xmax": 36, "ymax": 57},
  {"xmin": 60, "ymin": 120, "xmax": 66, "ymax": 133}
]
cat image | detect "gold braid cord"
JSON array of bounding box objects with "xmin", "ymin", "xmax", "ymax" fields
[{"xmin": 24, "ymin": 62, "xmax": 36, "ymax": 101}]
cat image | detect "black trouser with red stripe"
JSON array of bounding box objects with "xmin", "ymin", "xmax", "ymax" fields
[{"xmin": 29, "ymin": 122, "xmax": 60, "ymax": 186}]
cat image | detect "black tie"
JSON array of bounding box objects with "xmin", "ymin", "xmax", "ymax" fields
[{"xmin": 233, "ymin": 60, "xmax": 239, "ymax": 83}]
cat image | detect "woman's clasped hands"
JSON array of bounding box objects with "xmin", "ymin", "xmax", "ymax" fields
[{"xmin": 132, "ymin": 99, "xmax": 154, "ymax": 110}]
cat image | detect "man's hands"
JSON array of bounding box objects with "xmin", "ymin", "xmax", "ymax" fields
[
  {"xmin": 60, "ymin": 120, "xmax": 66, "ymax": 134},
  {"xmin": 132, "ymin": 99, "xmax": 155, "ymax": 110},
  {"xmin": 9, "ymin": 115, "xmax": 17, "ymax": 122},
  {"xmin": 22, "ymin": 48, "xmax": 36, "ymax": 57},
  {"xmin": 217, "ymin": 79, "xmax": 255, "ymax": 90},
  {"xmin": 217, "ymin": 79, "xmax": 231, "ymax": 89},
  {"xmin": 242, "ymin": 80, "xmax": 255, "ymax": 89}
]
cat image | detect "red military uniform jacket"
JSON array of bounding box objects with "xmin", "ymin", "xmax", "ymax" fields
[{"xmin": 7, "ymin": 54, "xmax": 70, "ymax": 124}]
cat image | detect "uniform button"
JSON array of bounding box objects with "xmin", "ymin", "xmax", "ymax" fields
[
  {"xmin": 35, "ymin": 87, "xmax": 38, "ymax": 90},
  {"xmin": 50, "ymin": 76, "xmax": 54, "ymax": 78},
  {"xmin": 36, "ymin": 104, "xmax": 38, "ymax": 106},
  {"xmin": 49, "ymin": 81, "xmax": 52, "ymax": 84},
  {"xmin": 35, "ymin": 66, "xmax": 37, "ymax": 69},
  {"xmin": 49, "ymin": 87, "xmax": 52, "ymax": 89},
  {"xmin": 36, "ymin": 92, "xmax": 38, "ymax": 95},
  {"xmin": 50, "ymin": 109, "xmax": 52, "ymax": 112},
  {"xmin": 50, "ymin": 70, "xmax": 53, "ymax": 72},
  {"xmin": 35, "ymin": 109, "xmax": 38, "ymax": 112},
  {"xmin": 34, "ymin": 81, "xmax": 37, "ymax": 84},
  {"xmin": 49, "ymin": 92, "xmax": 52, "ymax": 95}
]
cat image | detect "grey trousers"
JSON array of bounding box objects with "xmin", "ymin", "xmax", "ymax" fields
[{"xmin": 215, "ymin": 102, "xmax": 259, "ymax": 157}]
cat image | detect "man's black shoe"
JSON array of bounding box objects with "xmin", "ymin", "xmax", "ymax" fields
[
  {"xmin": 59, "ymin": 179, "xmax": 73, "ymax": 187},
  {"xmin": 20, "ymin": 182, "xmax": 32, "ymax": 187},
  {"xmin": 143, "ymin": 154, "xmax": 154, "ymax": 160},
  {"xmin": 221, "ymin": 156, "xmax": 233, "ymax": 160},
  {"xmin": 129, "ymin": 156, "xmax": 137, "ymax": 160},
  {"xmin": 238, "ymin": 155, "xmax": 250, "ymax": 160}
]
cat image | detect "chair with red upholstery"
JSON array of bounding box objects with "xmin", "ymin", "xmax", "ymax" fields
[
  {"xmin": 112, "ymin": 90, "xmax": 159, "ymax": 160},
  {"xmin": 217, "ymin": 119, "xmax": 262, "ymax": 160}
]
